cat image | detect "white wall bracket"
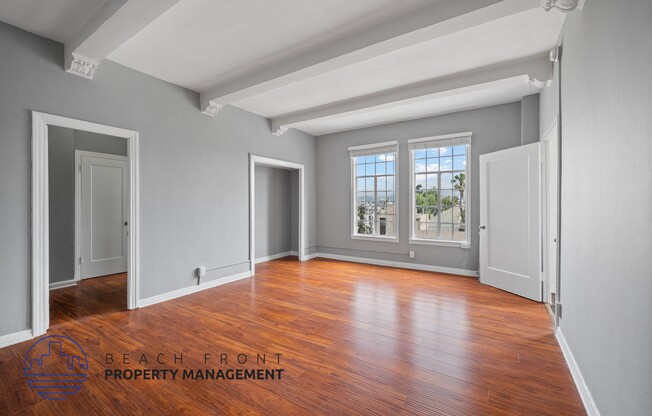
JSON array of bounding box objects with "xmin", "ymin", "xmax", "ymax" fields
[{"xmin": 542, "ymin": 0, "xmax": 585, "ymax": 12}]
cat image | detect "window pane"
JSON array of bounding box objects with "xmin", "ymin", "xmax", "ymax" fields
[
  {"xmin": 426, "ymin": 173, "xmax": 437, "ymax": 191},
  {"xmin": 385, "ymin": 153, "xmax": 395, "ymax": 162},
  {"xmin": 365, "ymin": 155, "xmax": 375, "ymax": 163},
  {"xmin": 439, "ymin": 146, "xmax": 452, "ymax": 156},
  {"xmin": 453, "ymin": 155, "xmax": 466, "ymax": 171},
  {"xmin": 356, "ymin": 193, "xmax": 365, "ymax": 204},
  {"xmin": 357, "ymin": 178, "xmax": 365, "ymax": 192},
  {"xmin": 377, "ymin": 162, "xmax": 386, "ymax": 175},
  {"xmin": 440, "ymin": 156, "xmax": 453, "ymax": 171},
  {"xmin": 415, "ymin": 150, "xmax": 426, "ymax": 159},
  {"xmin": 415, "ymin": 159, "xmax": 426, "ymax": 173},
  {"xmin": 415, "ymin": 174, "xmax": 427, "ymax": 191},
  {"xmin": 365, "ymin": 163, "xmax": 375, "ymax": 176},
  {"xmin": 441, "ymin": 172, "xmax": 453, "ymax": 190},
  {"xmin": 426, "ymin": 148, "xmax": 438, "ymax": 158},
  {"xmin": 377, "ymin": 176, "xmax": 386, "ymax": 191},
  {"xmin": 453, "ymin": 145, "xmax": 466, "ymax": 155},
  {"xmin": 365, "ymin": 177, "xmax": 374, "ymax": 191},
  {"xmin": 387, "ymin": 177, "xmax": 394, "ymax": 192},
  {"xmin": 387, "ymin": 162, "xmax": 395, "ymax": 174},
  {"xmin": 357, "ymin": 164, "xmax": 365, "ymax": 176},
  {"xmin": 441, "ymin": 224, "xmax": 453, "ymax": 241},
  {"xmin": 426, "ymin": 158, "xmax": 439, "ymax": 172}
]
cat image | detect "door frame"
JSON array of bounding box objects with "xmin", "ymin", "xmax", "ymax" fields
[
  {"xmin": 249, "ymin": 155, "xmax": 306, "ymax": 276},
  {"xmin": 32, "ymin": 111, "xmax": 140, "ymax": 337},
  {"xmin": 541, "ymin": 116, "xmax": 560, "ymax": 306},
  {"xmin": 74, "ymin": 150, "xmax": 129, "ymax": 282}
]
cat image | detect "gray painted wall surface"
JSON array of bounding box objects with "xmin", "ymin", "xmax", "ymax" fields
[
  {"xmin": 48, "ymin": 126, "xmax": 128, "ymax": 284},
  {"xmin": 520, "ymin": 93, "xmax": 540, "ymax": 145},
  {"xmin": 254, "ymin": 166, "xmax": 293, "ymax": 258},
  {"xmin": 548, "ymin": 1, "xmax": 652, "ymax": 414},
  {"xmin": 0, "ymin": 22, "xmax": 317, "ymax": 336},
  {"xmin": 316, "ymin": 102, "xmax": 522, "ymax": 272}
]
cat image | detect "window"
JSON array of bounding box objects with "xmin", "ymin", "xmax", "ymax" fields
[
  {"xmin": 409, "ymin": 133, "xmax": 471, "ymax": 247},
  {"xmin": 349, "ymin": 141, "xmax": 398, "ymax": 241}
]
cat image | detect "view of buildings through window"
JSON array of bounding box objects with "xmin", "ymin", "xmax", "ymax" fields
[
  {"xmin": 413, "ymin": 144, "xmax": 467, "ymax": 242},
  {"xmin": 354, "ymin": 153, "xmax": 396, "ymax": 238}
]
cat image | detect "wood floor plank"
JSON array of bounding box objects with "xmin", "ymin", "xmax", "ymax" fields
[{"xmin": 0, "ymin": 258, "xmax": 584, "ymax": 415}]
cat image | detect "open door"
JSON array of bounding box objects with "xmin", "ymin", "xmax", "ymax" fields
[
  {"xmin": 78, "ymin": 152, "xmax": 129, "ymax": 279},
  {"xmin": 479, "ymin": 143, "xmax": 541, "ymax": 301}
]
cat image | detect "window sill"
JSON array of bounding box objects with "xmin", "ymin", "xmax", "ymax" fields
[
  {"xmin": 409, "ymin": 238, "xmax": 471, "ymax": 249},
  {"xmin": 351, "ymin": 235, "xmax": 399, "ymax": 244}
]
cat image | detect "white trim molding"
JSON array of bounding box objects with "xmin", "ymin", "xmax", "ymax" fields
[
  {"xmin": 66, "ymin": 54, "xmax": 99, "ymax": 79},
  {"xmin": 315, "ymin": 253, "xmax": 478, "ymax": 277},
  {"xmin": 0, "ymin": 329, "xmax": 34, "ymax": 349},
  {"xmin": 556, "ymin": 328, "xmax": 601, "ymax": 416},
  {"xmin": 139, "ymin": 271, "xmax": 251, "ymax": 308},
  {"xmin": 49, "ymin": 280, "xmax": 77, "ymax": 290},
  {"xmin": 31, "ymin": 111, "xmax": 141, "ymax": 338},
  {"xmin": 249, "ymin": 155, "xmax": 306, "ymax": 276},
  {"xmin": 255, "ymin": 251, "xmax": 296, "ymax": 264},
  {"xmin": 542, "ymin": 0, "xmax": 585, "ymax": 12}
]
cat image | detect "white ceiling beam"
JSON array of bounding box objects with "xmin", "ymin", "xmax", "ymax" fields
[
  {"xmin": 271, "ymin": 54, "xmax": 552, "ymax": 135},
  {"xmin": 199, "ymin": 0, "xmax": 542, "ymax": 115},
  {"xmin": 65, "ymin": 0, "xmax": 181, "ymax": 79}
]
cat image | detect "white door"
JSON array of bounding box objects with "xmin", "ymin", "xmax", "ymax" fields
[
  {"xmin": 479, "ymin": 143, "xmax": 541, "ymax": 301},
  {"xmin": 78, "ymin": 153, "xmax": 129, "ymax": 279}
]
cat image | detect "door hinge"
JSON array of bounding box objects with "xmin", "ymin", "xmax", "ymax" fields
[
  {"xmin": 78, "ymin": 257, "xmax": 82, "ymax": 265},
  {"xmin": 556, "ymin": 302, "xmax": 562, "ymax": 319},
  {"xmin": 79, "ymin": 164, "xmax": 83, "ymax": 173}
]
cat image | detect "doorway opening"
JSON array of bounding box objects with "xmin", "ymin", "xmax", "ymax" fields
[
  {"xmin": 249, "ymin": 155, "xmax": 306, "ymax": 276},
  {"xmin": 32, "ymin": 112, "xmax": 140, "ymax": 336}
]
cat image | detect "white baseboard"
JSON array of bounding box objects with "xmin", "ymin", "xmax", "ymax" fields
[
  {"xmin": 49, "ymin": 279, "xmax": 76, "ymax": 290},
  {"xmin": 138, "ymin": 271, "xmax": 252, "ymax": 308},
  {"xmin": 312, "ymin": 253, "xmax": 478, "ymax": 277},
  {"xmin": 303, "ymin": 252, "xmax": 319, "ymax": 261},
  {"xmin": 255, "ymin": 251, "xmax": 295, "ymax": 264},
  {"xmin": 0, "ymin": 329, "xmax": 34, "ymax": 349},
  {"xmin": 556, "ymin": 328, "xmax": 601, "ymax": 416}
]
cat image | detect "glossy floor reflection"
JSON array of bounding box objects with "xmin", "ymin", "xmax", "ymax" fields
[{"xmin": 0, "ymin": 258, "xmax": 584, "ymax": 415}]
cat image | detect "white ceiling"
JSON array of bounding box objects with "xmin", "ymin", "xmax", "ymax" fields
[
  {"xmin": 0, "ymin": 0, "xmax": 109, "ymax": 43},
  {"xmin": 0, "ymin": 0, "xmax": 567, "ymax": 137},
  {"xmin": 234, "ymin": 8, "xmax": 564, "ymax": 118},
  {"xmin": 107, "ymin": 0, "xmax": 437, "ymax": 92}
]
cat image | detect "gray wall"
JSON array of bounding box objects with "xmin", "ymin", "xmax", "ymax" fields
[
  {"xmin": 521, "ymin": 93, "xmax": 540, "ymax": 145},
  {"xmin": 541, "ymin": 1, "xmax": 652, "ymax": 414},
  {"xmin": 48, "ymin": 126, "xmax": 128, "ymax": 284},
  {"xmin": 316, "ymin": 102, "xmax": 522, "ymax": 272},
  {"xmin": 0, "ymin": 22, "xmax": 317, "ymax": 336},
  {"xmin": 254, "ymin": 165, "xmax": 295, "ymax": 259}
]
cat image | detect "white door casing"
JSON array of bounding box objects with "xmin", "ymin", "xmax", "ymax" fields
[
  {"xmin": 543, "ymin": 123, "xmax": 559, "ymax": 298},
  {"xmin": 32, "ymin": 111, "xmax": 140, "ymax": 337},
  {"xmin": 479, "ymin": 143, "xmax": 541, "ymax": 301},
  {"xmin": 76, "ymin": 152, "xmax": 129, "ymax": 280}
]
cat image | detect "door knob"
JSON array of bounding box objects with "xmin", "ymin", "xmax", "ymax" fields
[{"xmin": 479, "ymin": 225, "xmax": 486, "ymax": 230}]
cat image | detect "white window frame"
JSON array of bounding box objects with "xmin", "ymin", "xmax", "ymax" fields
[
  {"xmin": 408, "ymin": 132, "xmax": 472, "ymax": 249},
  {"xmin": 349, "ymin": 141, "xmax": 399, "ymax": 243}
]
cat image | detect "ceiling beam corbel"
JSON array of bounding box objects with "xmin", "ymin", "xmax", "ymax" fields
[{"xmin": 541, "ymin": 0, "xmax": 585, "ymax": 12}]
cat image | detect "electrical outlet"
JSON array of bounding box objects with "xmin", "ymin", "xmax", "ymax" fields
[
  {"xmin": 409, "ymin": 251, "xmax": 415, "ymax": 259},
  {"xmin": 196, "ymin": 267, "xmax": 206, "ymax": 279}
]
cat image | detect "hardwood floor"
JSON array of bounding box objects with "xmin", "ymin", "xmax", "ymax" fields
[{"xmin": 0, "ymin": 258, "xmax": 584, "ymax": 415}]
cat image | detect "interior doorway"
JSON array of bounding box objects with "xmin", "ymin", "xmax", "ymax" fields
[
  {"xmin": 249, "ymin": 155, "xmax": 306, "ymax": 276},
  {"xmin": 31, "ymin": 112, "xmax": 140, "ymax": 337}
]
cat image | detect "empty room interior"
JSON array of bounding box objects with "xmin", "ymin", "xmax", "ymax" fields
[{"xmin": 0, "ymin": 0, "xmax": 650, "ymax": 415}]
